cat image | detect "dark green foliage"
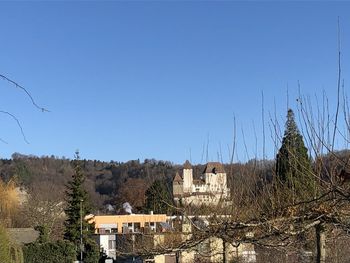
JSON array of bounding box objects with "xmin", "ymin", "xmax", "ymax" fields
[
  {"xmin": 14, "ymin": 160, "xmax": 32, "ymax": 185},
  {"xmin": 275, "ymin": 109, "xmax": 314, "ymax": 202},
  {"xmin": 64, "ymin": 151, "xmax": 99, "ymax": 262},
  {"xmin": 64, "ymin": 152, "xmax": 90, "ymax": 243},
  {"xmin": 144, "ymin": 179, "xmax": 174, "ymax": 215},
  {"xmin": 34, "ymin": 225, "xmax": 49, "ymax": 244},
  {"xmin": 83, "ymin": 238, "xmax": 100, "ymax": 263},
  {"xmin": 23, "ymin": 240, "xmax": 76, "ymax": 263}
]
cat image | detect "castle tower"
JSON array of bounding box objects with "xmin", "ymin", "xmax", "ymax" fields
[
  {"xmin": 173, "ymin": 172, "xmax": 184, "ymax": 198},
  {"xmin": 203, "ymin": 162, "xmax": 227, "ymax": 193},
  {"xmin": 183, "ymin": 160, "xmax": 193, "ymax": 193}
]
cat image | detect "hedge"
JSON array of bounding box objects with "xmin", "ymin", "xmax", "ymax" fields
[{"xmin": 23, "ymin": 240, "xmax": 76, "ymax": 263}]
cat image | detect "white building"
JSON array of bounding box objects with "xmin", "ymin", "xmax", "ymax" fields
[{"xmin": 173, "ymin": 161, "xmax": 230, "ymax": 205}]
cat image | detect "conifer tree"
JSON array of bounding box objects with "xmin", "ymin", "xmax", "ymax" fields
[
  {"xmin": 145, "ymin": 179, "xmax": 173, "ymax": 214},
  {"xmin": 64, "ymin": 151, "xmax": 99, "ymax": 263},
  {"xmin": 276, "ymin": 109, "xmax": 314, "ymax": 202}
]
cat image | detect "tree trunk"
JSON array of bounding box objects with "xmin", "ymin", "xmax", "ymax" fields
[
  {"xmin": 222, "ymin": 239, "xmax": 226, "ymax": 263},
  {"xmin": 316, "ymin": 224, "xmax": 326, "ymax": 263},
  {"xmin": 175, "ymin": 251, "xmax": 180, "ymax": 263}
]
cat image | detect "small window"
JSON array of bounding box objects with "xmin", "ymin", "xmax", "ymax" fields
[
  {"xmin": 134, "ymin": 223, "xmax": 141, "ymax": 232},
  {"xmin": 108, "ymin": 240, "xmax": 116, "ymax": 249},
  {"xmin": 122, "ymin": 223, "xmax": 129, "ymax": 233}
]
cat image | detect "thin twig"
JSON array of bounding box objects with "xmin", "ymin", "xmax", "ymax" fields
[
  {"xmin": 0, "ymin": 73, "xmax": 49, "ymax": 112},
  {"xmin": 0, "ymin": 137, "xmax": 8, "ymax": 144},
  {"xmin": 0, "ymin": 110, "xmax": 29, "ymax": 144},
  {"xmin": 332, "ymin": 17, "xmax": 341, "ymax": 151}
]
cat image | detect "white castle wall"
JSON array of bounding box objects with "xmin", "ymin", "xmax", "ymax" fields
[
  {"xmin": 174, "ymin": 162, "xmax": 231, "ymax": 206},
  {"xmin": 183, "ymin": 168, "xmax": 193, "ymax": 193}
]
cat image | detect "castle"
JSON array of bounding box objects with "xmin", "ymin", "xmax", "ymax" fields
[{"xmin": 173, "ymin": 160, "xmax": 230, "ymax": 205}]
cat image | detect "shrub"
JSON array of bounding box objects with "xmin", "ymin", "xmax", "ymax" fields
[{"xmin": 23, "ymin": 240, "xmax": 76, "ymax": 263}]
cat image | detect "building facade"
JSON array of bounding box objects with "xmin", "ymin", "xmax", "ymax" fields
[
  {"xmin": 173, "ymin": 161, "xmax": 230, "ymax": 205},
  {"xmin": 90, "ymin": 213, "xmax": 255, "ymax": 263},
  {"xmin": 89, "ymin": 213, "xmax": 168, "ymax": 260}
]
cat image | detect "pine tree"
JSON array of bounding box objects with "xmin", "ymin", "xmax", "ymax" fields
[
  {"xmin": 276, "ymin": 109, "xmax": 314, "ymax": 202},
  {"xmin": 64, "ymin": 151, "xmax": 99, "ymax": 263},
  {"xmin": 144, "ymin": 179, "xmax": 173, "ymax": 215}
]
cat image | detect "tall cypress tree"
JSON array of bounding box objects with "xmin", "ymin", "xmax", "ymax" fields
[
  {"xmin": 64, "ymin": 151, "xmax": 99, "ymax": 263},
  {"xmin": 276, "ymin": 109, "xmax": 314, "ymax": 201}
]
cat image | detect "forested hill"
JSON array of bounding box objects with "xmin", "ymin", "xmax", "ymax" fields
[
  {"xmin": 0, "ymin": 154, "xmax": 182, "ymax": 212},
  {"xmin": 0, "ymin": 153, "xmax": 267, "ymax": 212},
  {"xmin": 1, "ymin": 151, "xmax": 348, "ymax": 213}
]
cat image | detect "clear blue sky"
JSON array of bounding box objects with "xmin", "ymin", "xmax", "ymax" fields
[{"xmin": 0, "ymin": 1, "xmax": 349, "ymax": 164}]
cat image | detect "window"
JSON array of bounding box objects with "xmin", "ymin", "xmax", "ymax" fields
[
  {"xmin": 149, "ymin": 222, "xmax": 156, "ymax": 232},
  {"xmin": 134, "ymin": 223, "xmax": 141, "ymax": 232},
  {"xmin": 127, "ymin": 222, "xmax": 133, "ymax": 232},
  {"xmin": 122, "ymin": 223, "xmax": 129, "ymax": 233},
  {"xmin": 108, "ymin": 240, "xmax": 116, "ymax": 250}
]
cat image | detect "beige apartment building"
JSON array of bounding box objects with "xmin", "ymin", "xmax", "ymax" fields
[
  {"xmin": 91, "ymin": 213, "xmax": 167, "ymax": 234},
  {"xmin": 89, "ymin": 213, "xmax": 256, "ymax": 263}
]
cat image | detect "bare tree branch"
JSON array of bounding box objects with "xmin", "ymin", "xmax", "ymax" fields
[
  {"xmin": 0, "ymin": 110, "xmax": 29, "ymax": 144},
  {"xmin": 332, "ymin": 16, "xmax": 342, "ymax": 151},
  {"xmin": 0, "ymin": 73, "xmax": 49, "ymax": 112}
]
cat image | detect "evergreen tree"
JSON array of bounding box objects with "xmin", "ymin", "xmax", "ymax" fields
[
  {"xmin": 276, "ymin": 109, "xmax": 314, "ymax": 202},
  {"xmin": 144, "ymin": 179, "xmax": 174, "ymax": 215},
  {"xmin": 64, "ymin": 151, "xmax": 99, "ymax": 263},
  {"xmin": 23, "ymin": 240, "xmax": 76, "ymax": 263}
]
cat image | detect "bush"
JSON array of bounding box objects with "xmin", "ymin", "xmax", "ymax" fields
[{"xmin": 23, "ymin": 240, "xmax": 76, "ymax": 263}]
